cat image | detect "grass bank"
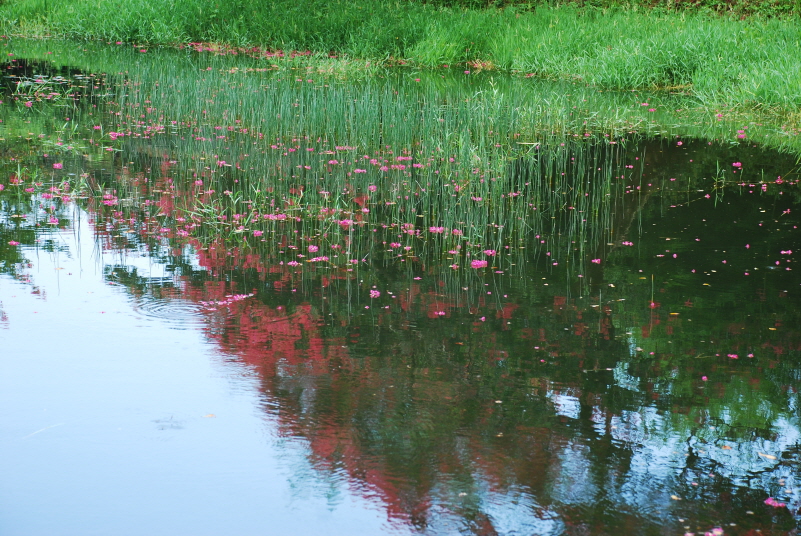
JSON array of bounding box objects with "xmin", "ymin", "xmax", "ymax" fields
[{"xmin": 1, "ymin": 0, "xmax": 801, "ymax": 112}]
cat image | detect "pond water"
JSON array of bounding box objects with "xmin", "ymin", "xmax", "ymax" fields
[{"xmin": 1, "ymin": 40, "xmax": 801, "ymax": 536}]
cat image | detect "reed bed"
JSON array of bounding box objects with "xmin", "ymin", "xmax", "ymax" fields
[{"xmin": 2, "ymin": 40, "xmax": 799, "ymax": 298}]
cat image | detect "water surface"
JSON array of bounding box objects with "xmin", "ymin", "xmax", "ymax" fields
[{"xmin": 1, "ymin": 39, "xmax": 800, "ymax": 536}]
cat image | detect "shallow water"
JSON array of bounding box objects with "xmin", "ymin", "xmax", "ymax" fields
[{"xmin": 1, "ymin": 40, "xmax": 801, "ymax": 536}]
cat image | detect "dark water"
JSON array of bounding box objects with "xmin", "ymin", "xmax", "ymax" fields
[{"xmin": 1, "ymin": 41, "xmax": 801, "ymax": 536}]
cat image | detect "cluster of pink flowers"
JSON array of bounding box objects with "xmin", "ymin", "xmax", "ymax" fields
[
  {"xmin": 765, "ymin": 497, "xmax": 785, "ymax": 508},
  {"xmin": 264, "ymin": 213, "xmax": 287, "ymax": 220},
  {"xmin": 369, "ymin": 290, "xmax": 381, "ymax": 298},
  {"xmin": 199, "ymin": 293, "xmax": 254, "ymax": 309},
  {"xmin": 471, "ymin": 260, "xmax": 488, "ymax": 269},
  {"xmin": 483, "ymin": 249, "xmax": 496, "ymax": 256},
  {"xmin": 591, "ymin": 258, "xmax": 601, "ymax": 264},
  {"xmin": 309, "ymin": 256, "xmax": 329, "ymax": 262},
  {"xmin": 429, "ymin": 226, "xmax": 445, "ymax": 233}
]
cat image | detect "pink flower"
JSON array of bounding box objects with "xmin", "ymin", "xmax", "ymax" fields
[
  {"xmin": 483, "ymin": 249, "xmax": 496, "ymax": 256},
  {"xmin": 253, "ymin": 230, "xmax": 263, "ymax": 237},
  {"xmin": 471, "ymin": 260, "xmax": 488, "ymax": 269},
  {"xmin": 53, "ymin": 163, "xmax": 63, "ymax": 169},
  {"xmin": 370, "ymin": 290, "xmax": 381, "ymax": 298},
  {"xmin": 25, "ymin": 101, "xmax": 32, "ymax": 107},
  {"xmin": 8, "ymin": 240, "xmax": 20, "ymax": 246},
  {"xmin": 732, "ymin": 162, "xmax": 742, "ymax": 168},
  {"xmin": 308, "ymin": 245, "xmax": 319, "ymax": 253},
  {"xmin": 591, "ymin": 258, "xmax": 601, "ymax": 264},
  {"xmin": 367, "ymin": 184, "xmax": 377, "ymax": 192},
  {"xmin": 0, "ymin": 184, "xmax": 4, "ymax": 191}
]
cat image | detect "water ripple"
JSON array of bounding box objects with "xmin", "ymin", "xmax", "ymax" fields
[{"xmin": 131, "ymin": 295, "xmax": 206, "ymax": 328}]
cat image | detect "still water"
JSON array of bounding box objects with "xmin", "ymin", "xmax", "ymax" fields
[{"xmin": 1, "ymin": 39, "xmax": 800, "ymax": 535}]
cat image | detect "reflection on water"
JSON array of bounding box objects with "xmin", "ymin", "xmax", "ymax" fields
[{"xmin": 1, "ymin": 40, "xmax": 801, "ymax": 535}]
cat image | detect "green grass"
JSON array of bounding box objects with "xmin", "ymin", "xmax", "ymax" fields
[{"xmin": 1, "ymin": 0, "xmax": 801, "ymax": 113}]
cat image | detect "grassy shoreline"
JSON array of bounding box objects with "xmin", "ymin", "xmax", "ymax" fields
[{"xmin": 1, "ymin": 1, "xmax": 801, "ymax": 112}]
